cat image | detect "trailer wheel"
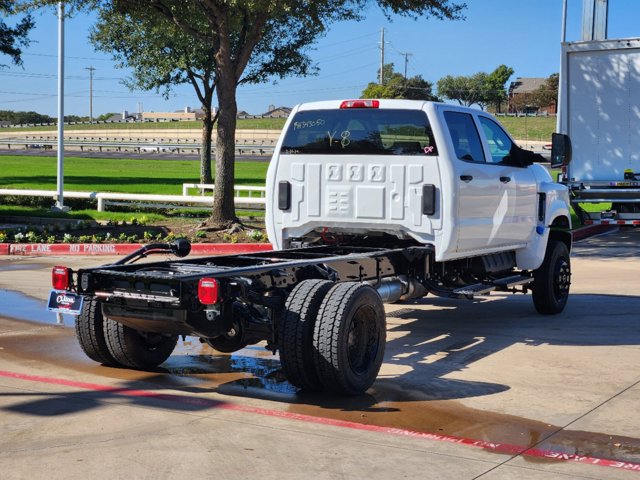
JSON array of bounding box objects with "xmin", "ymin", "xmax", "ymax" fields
[
  {"xmin": 313, "ymin": 283, "xmax": 386, "ymax": 395},
  {"xmin": 279, "ymin": 279, "xmax": 333, "ymax": 391},
  {"xmin": 75, "ymin": 297, "xmax": 119, "ymax": 366},
  {"xmin": 103, "ymin": 318, "xmax": 178, "ymax": 369},
  {"xmin": 533, "ymin": 240, "xmax": 571, "ymax": 315}
]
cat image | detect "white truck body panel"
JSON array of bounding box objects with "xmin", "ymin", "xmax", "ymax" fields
[
  {"xmin": 267, "ymin": 99, "xmax": 569, "ymax": 268},
  {"xmin": 559, "ymin": 38, "xmax": 640, "ymax": 183}
]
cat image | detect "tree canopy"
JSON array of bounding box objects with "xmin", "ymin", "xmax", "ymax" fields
[
  {"xmin": 436, "ymin": 65, "xmax": 513, "ymax": 111},
  {"xmin": 23, "ymin": 0, "xmax": 467, "ymax": 227},
  {"xmin": 361, "ymin": 63, "xmax": 438, "ymax": 101},
  {"xmin": 0, "ymin": 0, "xmax": 34, "ymax": 66}
]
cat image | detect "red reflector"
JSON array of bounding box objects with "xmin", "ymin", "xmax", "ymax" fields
[
  {"xmin": 340, "ymin": 99, "xmax": 379, "ymax": 109},
  {"xmin": 198, "ymin": 278, "xmax": 219, "ymax": 305},
  {"xmin": 585, "ymin": 220, "xmax": 593, "ymax": 225},
  {"xmin": 617, "ymin": 220, "xmax": 626, "ymax": 225},
  {"xmin": 52, "ymin": 266, "xmax": 71, "ymax": 290},
  {"xmin": 602, "ymin": 221, "xmax": 610, "ymax": 225},
  {"xmin": 633, "ymin": 221, "xmax": 640, "ymax": 225}
]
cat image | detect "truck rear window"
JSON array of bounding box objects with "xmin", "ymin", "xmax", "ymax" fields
[{"xmin": 280, "ymin": 109, "xmax": 437, "ymax": 156}]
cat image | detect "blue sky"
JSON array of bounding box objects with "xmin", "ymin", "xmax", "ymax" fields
[{"xmin": 1, "ymin": 0, "xmax": 638, "ymax": 117}]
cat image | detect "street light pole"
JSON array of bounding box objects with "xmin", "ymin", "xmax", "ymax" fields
[
  {"xmin": 54, "ymin": 1, "xmax": 67, "ymax": 211},
  {"xmin": 85, "ymin": 66, "xmax": 95, "ymax": 123}
]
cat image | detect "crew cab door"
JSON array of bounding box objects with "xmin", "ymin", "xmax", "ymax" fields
[
  {"xmin": 443, "ymin": 110, "xmax": 535, "ymax": 253},
  {"xmin": 476, "ymin": 115, "xmax": 537, "ymax": 246}
]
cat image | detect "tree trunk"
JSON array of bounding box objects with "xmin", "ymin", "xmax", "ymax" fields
[
  {"xmin": 208, "ymin": 76, "xmax": 238, "ymax": 227},
  {"xmin": 200, "ymin": 105, "xmax": 213, "ymax": 185}
]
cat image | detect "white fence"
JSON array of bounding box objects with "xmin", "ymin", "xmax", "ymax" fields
[{"xmin": 0, "ymin": 185, "xmax": 267, "ymax": 212}]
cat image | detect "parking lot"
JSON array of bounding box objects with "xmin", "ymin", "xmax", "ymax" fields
[{"xmin": 1, "ymin": 229, "xmax": 639, "ymax": 479}]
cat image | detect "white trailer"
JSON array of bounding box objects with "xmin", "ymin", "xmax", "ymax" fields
[{"xmin": 558, "ymin": 38, "xmax": 640, "ymax": 225}]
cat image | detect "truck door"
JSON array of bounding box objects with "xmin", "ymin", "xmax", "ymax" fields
[
  {"xmin": 477, "ymin": 115, "xmax": 537, "ymax": 246},
  {"xmin": 443, "ymin": 111, "xmax": 535, "ymax": 253}
]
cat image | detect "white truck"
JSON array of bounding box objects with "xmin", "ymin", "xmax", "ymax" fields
[
  {"xmin": 557, "ymin": 37, "xmax": 640, "ymax": 225},
  {"xmin": 49, "ymin": 99, "xmax": 573, "ymax": 395}
]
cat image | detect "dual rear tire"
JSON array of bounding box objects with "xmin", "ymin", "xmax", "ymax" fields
[
  {"xmin": 75, "ymin": 298, "xmax": 177, "ymax": 369},
  {"xmin": 279, "ymin": 280, "xmax": 386, "ymax": 395}
]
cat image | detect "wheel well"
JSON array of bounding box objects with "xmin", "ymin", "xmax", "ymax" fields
[{"xmin": 549, "ymin": 215, "xmax": 572, "ymax": 251}]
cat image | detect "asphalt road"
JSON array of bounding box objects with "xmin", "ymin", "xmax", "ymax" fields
[
  {"xmin": 0, "ymin": 229, "xmax": 639, "ymax": 479},
  {"xmin": 0, "ymin": 148, "xmax": 271, "ymax": 162}
]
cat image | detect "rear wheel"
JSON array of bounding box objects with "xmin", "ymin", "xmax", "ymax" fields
[
  {"xmin": 279, "ymin": 279, "xmax": 333, "ymax": 391},
  {"xmin": 75, "ymin": 298, "xmax": 120, "ymax": 366},
  {"xmin": 533, "ymin": 240, "xmax": 571, "ymax": 314},
  {"xmin": 103, "ymin": 318, "xmax": 178, "ymax": 369},
  {"xmin": 313, "ymin": 283, "xmax": 386, "ymax": 395}
]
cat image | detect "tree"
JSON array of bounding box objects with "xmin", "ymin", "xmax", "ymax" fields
[
  {"xmin": 437, "ymin": 72, "xmax": 487, "ymax": 108},
  {"xmin": 26, "ymin": 0, "xmax": 466, "ymax": 229},
  {"xmin": 485, "ymin": 64, "xmax": 513, "ymax": 113},
  {"xmin": 90, "ymin": 5, "xmax": 220, "ymax": 184},
  {"xmin": 361, "ymin": 63, "xmax": 438, "ymax": 101},
  {"xmin": 0, "ymin": 109, "xmax": 53, "ymax": 124},
  {"xmin": 0, "ymin": 0, "xmax": 34, "ymax": 66},
  {"xmin": 437, "ymin": 66, "xmax": 513, "ymax": 111},
  {"xmin": 535, "ymin": 73, "xmax": 559, "ymax": 112}
]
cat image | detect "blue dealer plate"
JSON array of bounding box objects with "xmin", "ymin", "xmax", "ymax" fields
[{"xmin": 47, "ymin": 290, "xmax": 84, "ymax": 315}]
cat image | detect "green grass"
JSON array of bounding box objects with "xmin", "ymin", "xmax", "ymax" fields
[
  {"xmin": 495, "ymin": 115, "xmax": 556, "ymax": 142},
  {"xmin": 0, "ymin": 155, "xmax": 268, "ymax": 194},
  {"xmin": 3, "ymin": 117, "xmax": 287, "ymax": 132},
  {"xmin": 5, "ymin": 115, "xmax": 555, "ymax": 141},
  {"xmin": 0, "ymin": 205, "xmax": 167, "ymax": 223}
]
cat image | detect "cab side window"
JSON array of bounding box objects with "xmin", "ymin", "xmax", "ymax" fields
[
  {"xmin": 443, "ymin": 111, "xmax": 486, "ymax": 163},
  {"xmin": 478, "ymin": 116, "xmax": 514, "ymax": 164}
]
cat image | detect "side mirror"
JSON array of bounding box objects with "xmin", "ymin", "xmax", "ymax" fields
[{"xmin": 551, "ymin": 133, "xmax": 572, "ymax": 168}]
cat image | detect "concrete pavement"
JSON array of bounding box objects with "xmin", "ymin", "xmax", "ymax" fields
[{"xmin": 1, "ymin": 229, "xmax": 639, "ymax": 479}]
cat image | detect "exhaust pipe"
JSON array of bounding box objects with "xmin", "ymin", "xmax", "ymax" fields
[{"xmin": 372, "ymin": 276, "xmax": 427, "ymax": 303}]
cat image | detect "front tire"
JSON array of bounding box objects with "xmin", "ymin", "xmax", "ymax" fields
[
  {"xmin": 103, "ymin": 318, "xmax": 178, "ymax": 369},
  {"xmin": 532, "ymin": 239, "xmax": 571, "ymax": 314},
  {"xmin": 75, "ymin": 298, "xmax": 119, "ymax": 366},
  {"xmin": 313, "ymin": 283, "xmax": 386, "ymax": 395}
]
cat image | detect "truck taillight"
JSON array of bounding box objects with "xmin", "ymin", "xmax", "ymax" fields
[
  {"xmin": 340, "ymin": 99, "xmax": 379, "ymax": 109},
  {"xmin": 52, "ymin": 266, "xmax": 71, "ymax": 290},
  {"xmin": 198, "ymin": 278, "xmax": 219, "ymax": 305}
]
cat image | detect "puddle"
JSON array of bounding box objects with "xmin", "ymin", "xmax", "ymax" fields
[
  {"xmin": 0, "ymin": 262, "xmax": 47, "ymax": 272},
  {"xmin": 0, "ymin": 289, "xmax": 74, "ymax": 326}
]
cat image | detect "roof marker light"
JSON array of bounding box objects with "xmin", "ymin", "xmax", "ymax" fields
[{"xmin": 340, "ymin": 100, "xmax": 379, "ymax": 109}]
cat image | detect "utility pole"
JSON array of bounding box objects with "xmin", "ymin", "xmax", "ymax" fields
[
  {"xmin": 85, "ymin": 66, "xmax": 95, "ymax": 122},
  {"xmin": 400, "ymin": 52, "xmax": 413, "ymax": 79},
  {"xmin": 379, "ymin": 28, "xmax": 385, "ymax": 85}
]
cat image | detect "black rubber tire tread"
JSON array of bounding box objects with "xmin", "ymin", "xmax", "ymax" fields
[
  {"xmin": 533, "ymin": 239, "xmax": 571, "ymax": 315},
  {"xmin": 279, "ymin": 279, "xmax": 333, "ymax": 391},
  {"xmin": 74, "ymin": 297, "xmax": 120, "ymax": 366},
  {"xmin": 103, "ymin": 318, "xmax": 178, "ymax": 369},
  {"xmin": 313, "ymin": 282, "xmax": 386, "ymax": 395}
]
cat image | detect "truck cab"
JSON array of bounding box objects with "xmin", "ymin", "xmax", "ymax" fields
[{"xmin": 267, "ymin": 99, "xmax": 570, "ymax": 270}]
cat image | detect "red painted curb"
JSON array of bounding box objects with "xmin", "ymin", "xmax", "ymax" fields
[
  {"xmin": 0, "ymin": 243, "xmax": 272, "ymax": 256},
  {"xmin": 572, "ymin": 224, "xmax": 616, "ymax": 242},
  {"xmin": 1, "ymin": 369, "xmax": 639, "ymax": 473}
]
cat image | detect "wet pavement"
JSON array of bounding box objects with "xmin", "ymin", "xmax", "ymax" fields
[{"xmin": 1, "ymin": 229, "xmax": 640, "ymax": 479}]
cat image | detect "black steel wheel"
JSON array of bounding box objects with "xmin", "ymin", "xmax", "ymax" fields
[
  {"xmin": 103, "ymin": 318, "xmax": 178, "ymax": 369},
  {"xmin": 313, "ymin": 282, "xmax": 386, "ymax": 395},
  {"xmin": 533, "ymin": 239, "xmax": 571, "ymax": 315},
  {"xmin": 205, "ymin": 320, "xmax": 248, "ymax": 353},
  {"xmin": 279, "ymin": 279, "xmax": 333, "ymax": 391},
  {"xmin": 75, "ymin": 297, "xmax": 120, "ymax": 366}
]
